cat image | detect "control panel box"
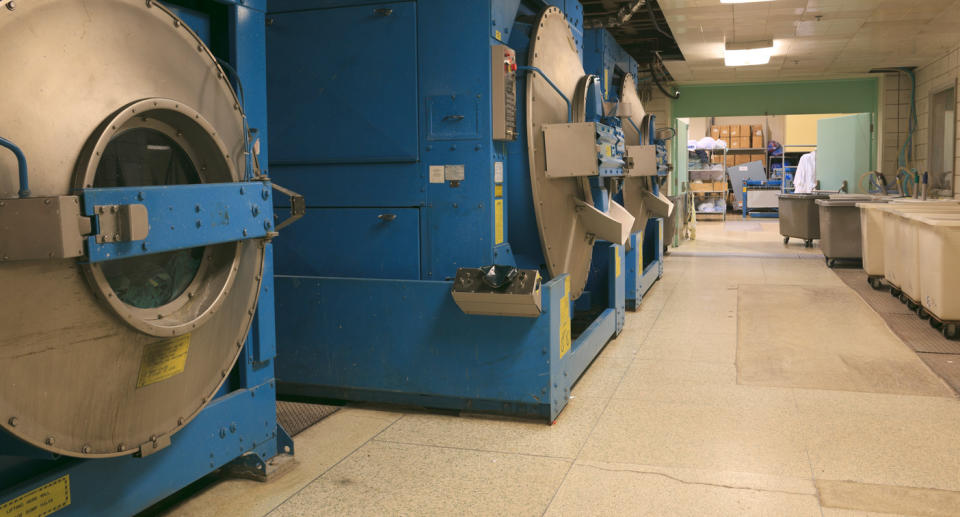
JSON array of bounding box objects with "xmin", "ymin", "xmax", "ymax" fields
[{"xmin": 492, "ymin": 44, "xmax": 517, "ymax": 141}]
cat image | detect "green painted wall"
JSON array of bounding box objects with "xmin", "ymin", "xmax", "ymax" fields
[
  {"xmin": 672, "ymin": 78, "xmax": 879, "ymax": 169},
  {"xmin": 672, "ymin": 78, "xmax": 879, "ymax": 118}
]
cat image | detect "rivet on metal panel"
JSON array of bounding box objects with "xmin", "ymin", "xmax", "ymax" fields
[
  {"xmin": 263, "ymin": 220, "xmax": 271, "ymax": 230},
  {"xmin": 240, "ymin": 186, "xmax": 246, "ymax": 195},
  {"xmin": 7, "ymin": 417, "xmax": 17, "ymax": 427},
  {"xmin": 242, "ymin": 229, "xmax": 248, "ymax": 237},
  {"xmin": 195, "ymin": 220, "xmax": 202, "ymax": 228},
  {"xmin": 137, "ymin": 191, "xmax": 144, "ymax": 201},
  {"xmin": 174, "ymin": 19, "xmax": 180, "ymax": 27},
  {"xmin": 219, "ymin": 428, "xmax": 226, "ymax": 439},
  {"xmin": 82, "ymin": 445, "xmax": 91, "ymax": 454},
  {"xmin": 178, "ymin": 417, "xmax": 184, "ymax": 426},
  {"xmin": 118, "ymin": 443, "xmax": 126, "ymax": 452},
  {"xmin": 141, "ymin": 243, "xmax": 148, "ymax": 251},
  {"xmin": 45, "ymin": 436, "xmax": 55, "ymax": 446},
  {"xmin": 6, "ymin": 1, "xmax": 15, "ymax": 11},
  {"xmin": 229, "ymin": 423, "xmax": 237, "ymax": 433},
  {"xmin": 195, "ymin": 204, "xmax": 202, "ymax": 213}
]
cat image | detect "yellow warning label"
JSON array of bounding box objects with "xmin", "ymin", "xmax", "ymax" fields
[
  {"xmin": 494, "ymin": 199, "xmax": 504, "ymax": 245},
  {"xmin": 494, "ymin": 184, "xmax": 503, "ymax": 198},
  {"xmin": 603, "ymin": 69, "xmax": 609, "ymax": 99},
  {"xmin": 0, "ymin": 475, "xmax": 70, "ymax": 517},
  {"xmin": 558, "ymin": 276, "xmax": 571, "ymax": 358},
  {"xmin": 495, "ymin": 30, "xmax": 502, "ymax": 41},
  {"xmin": 615, "ymin": 250, "xmax": 621, "ymax": 278},
  {"xmin": 137, "ymin": 334, "xmax": 191, "ymax": 388},
  {"xmin": 639, "ymin": 230, "xmax": 644, "ymax": 268}
]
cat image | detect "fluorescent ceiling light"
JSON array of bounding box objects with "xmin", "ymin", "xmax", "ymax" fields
[
  {"xmin": 720, "ymin": 0, "xmax": 774, "ymax": 3},
  {"xmin": 724, "ymin": 39, "xmax": 774, "ymax": 66}
]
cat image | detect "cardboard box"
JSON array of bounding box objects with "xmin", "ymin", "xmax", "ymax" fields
[
  {"xmin": 739, "ymin": 136, "xmax": 751, "ymax": 149},
  {"xmin": 751, "ymin": 153, "xmax": 765, "ymax": 165},
  {"xmin": 713, "ymin": 180, "xmax": 727, "ymax": 192},
  {"xmin": 729, "ymin": 125, "xmax": 740, "ymax": 138},
  {"xmin": 740, "ymin": 125, "xmax": 751, "ymax": 140},
  {"xmin": 730, "ymin": 137, "xmax": 742, "ymax": 149},
  {"xmin": 711, "ymin": 154, "xmax": 723, "ymax": 164},
  {"xmin": 735, "ymin": 154, "xmax": 750, "ymax": 165},
  {"xmin": 725, "ymin": 155, "xmax": 735, "ymax": 168},
  {"xmin": 719, "ymin": 126, "xmax": 730, "ymax": 139},
  {"xmin": 710, "ymin": 126, "xmax": 721, "ymax": 139},
  {"xmin": 751, "ymin": 125, "xmax": 764, "ymax": 148}
]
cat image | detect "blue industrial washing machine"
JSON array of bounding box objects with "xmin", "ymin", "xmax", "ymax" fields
[
  {"xmin": 266, "ymin": 0, "xmax": 655, "ymax": 421},
  {"xmin": 0, "ymin": 1, "xmax": 296, "ymax": 514},
  {"xmin": 582, "ymin": 27, "xmax": 670, "ymax": 311}
]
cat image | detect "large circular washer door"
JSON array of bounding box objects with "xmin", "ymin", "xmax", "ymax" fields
[
  {"xmin": 526, "ymin": 7, "xmax": 594, "ymax": 300},
  {"xmin": 0, "ymin": 0, "xmax": 264, "ymax": 458}
]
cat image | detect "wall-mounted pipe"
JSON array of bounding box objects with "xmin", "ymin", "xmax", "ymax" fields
[
  {"xmin": 0, "ymin": 136, "xmax": 30, "ymax": 198},
  {"xmin": 517, "ymin": 66, "xmax": 573, "ymax": 123}
]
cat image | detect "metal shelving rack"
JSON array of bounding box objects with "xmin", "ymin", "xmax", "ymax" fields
[{"xmin": 688, "ymin": 148, "xmax": 728, "ymax": 221}]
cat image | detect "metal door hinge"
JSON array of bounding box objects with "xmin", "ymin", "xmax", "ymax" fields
[{"xmin": 93, "ymin": 204, "xmax": 149, "ymax": 244}]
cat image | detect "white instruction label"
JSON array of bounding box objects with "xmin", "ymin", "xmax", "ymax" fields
[
  {"xmin": 494, "ymin": 161, "xmax": 504, "ymax": 183},
  {"xmin": 445, "ymin": 164, "xmax": 465, "ymax": 181},
  {"xmin": 739, "ymin": 166, "xmax": 748, "ymax": 171},
  {"xmin": 429, "ymin": 165, "xmax": 445, "ymax": 183}
]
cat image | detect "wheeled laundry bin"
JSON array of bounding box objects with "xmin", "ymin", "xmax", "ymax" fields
[
  {"xmin": 779, "ymin": 193, "xmax": 830, "ymax": 247},
  {"xmin": 815, "ymin": 195, "xmax": 878, "ymax": 267},
  {"xmin": 880, "ymin": 204, "xmax": 960, "ymax": 305},
  {"xmin": 906, "ymin": 214, "xmax": 960, "ymax": 339}
]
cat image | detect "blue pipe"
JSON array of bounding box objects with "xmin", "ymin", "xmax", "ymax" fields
[
  {"xmin": 517, "ymin": 66, "xmax": 573, "ymax": 123},
  {"xmin": 0, "ymin": 136, "xmax": 30, "ymax": 198},
  {"xmin": 625, "ymin": 117, "xmax": 643, "ymax": 141}
]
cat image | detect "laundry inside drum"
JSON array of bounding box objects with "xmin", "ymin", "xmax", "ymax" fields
[{"xmin": 94, "ymin": 128, "xmax": 205, "ymax": 309}]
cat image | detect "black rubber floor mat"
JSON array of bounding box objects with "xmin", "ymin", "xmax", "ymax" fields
[
  {"xmin": 918, "ymin": 354, "xmax": 960, "ymax": 393},
  {"xmin": 886, "ymin": 314, "xmax": 960, "ymax": 354},
  {"xmin": 834, "ymin": 269, "xmax": 914, "ymax": 315},
  {"xmin": 277, "ymin": 401, "xmax": 339, "ymax": 436}
]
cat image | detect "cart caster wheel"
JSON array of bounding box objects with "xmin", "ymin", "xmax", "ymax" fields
[
  {"xmin": 918, "ymin": 307, "xmax": 931, "ymax": 320},
  {"xmin": 930, "ymin": 318, "xmax": 944, "ymax": 330},
  {"xmin": 868, "ymin": 277, "xmax": 884, "ymax": 290},
  {"xmin": 899, "ymin": 293, "xmax": 908, "ymax": 304},
  {"xmin": 805, "ymin": 240, "xmax": 813, "ymax": 248},
  {"xmin": 783, "ymin": 236, "xmax": 790, "ymax": 245},
  {"xmin": 906, "ymin": 300, "xmax": 918, "ymax": 311},
  {"xmin": 943, "ymin": 324, "xmax": 959, "ymax": 340},
  {"xmin": 826, "ymin": 258, "xmax": 836, "ymax": 268},
  {"xmin": 890, "ymin": 287, "xmax": 901, "ymax": 297}
]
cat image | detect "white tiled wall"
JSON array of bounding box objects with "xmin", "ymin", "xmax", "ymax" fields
[
  {"xmin": 880, "ymin": 72, "xmax": 915, "ymax": 178},
  {"xmin": 882, "ymin": 47, "xmax": 960, "ymax": 196}
]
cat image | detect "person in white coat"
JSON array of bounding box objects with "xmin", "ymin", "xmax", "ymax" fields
[{"xmin": 794, "ymin": 151, "xmax": 817, "ymax": 193}]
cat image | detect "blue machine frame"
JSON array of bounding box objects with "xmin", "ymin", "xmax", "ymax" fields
[
  {"xmin": 582, "ymin": 27, "xmax": 665, "ymax": 311},
  {"xmin": 0, "ymin": 2, "xmax": 291, "ymax": 515},
  {"xmin": 267, "ymin": 0, "xmax": 625, "ymax": 421}
]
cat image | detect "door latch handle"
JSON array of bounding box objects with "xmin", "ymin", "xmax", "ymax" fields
[
  {"xmin": 443, "ymin": 114, "xmax": 465, "ymax": 122},
  {"xmin": 374, "ymin": 8, "xmax": 393, "ymax": 16},
  {"xmin": 378, "ymin": 214, "xmax": 397, "ymax": 222}
]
